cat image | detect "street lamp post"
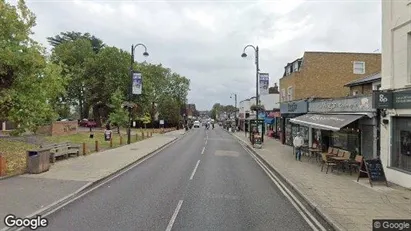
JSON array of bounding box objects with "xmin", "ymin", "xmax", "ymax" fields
[
  {"xmin": 230, "ymin": 93, "xmax": 237, "ymax": 130},
  {"xmin": 128, "ymin": 43, "xmax": 149, "ymax": 145},
  {"xmin": 241, "ymin": 45, "xmax": 260, "ymax": 136}
]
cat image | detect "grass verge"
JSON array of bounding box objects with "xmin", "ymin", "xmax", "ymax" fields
[{"xmin": 0, "ymin": 139, "xmax": 36, "ymax": 176}]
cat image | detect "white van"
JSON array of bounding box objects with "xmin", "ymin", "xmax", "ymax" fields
[{"xmin": 193, "ymin": 121, "xmax": 200, "ymax": 128}]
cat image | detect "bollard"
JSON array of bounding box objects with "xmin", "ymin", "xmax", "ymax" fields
[
  {"xmin": 120, "ymin": 136, "xmax": 123, "ymax": 145},
  {"xmin": 110, "ymin": 137, "xmax": 113, "ymax": 148},
  {"xmin": 82, "ymin": 142, "xmax": 86, "ymax": 155},
  {"xmin": 95, "ymin": 140, "xmax": 99, "ymax": 152},
  {"xmin": 142, "ymin": 132, "xmax": 145, "ymax": 139},
  {"xmin": 0, "ymin": 153, "xmax": 6, "ymax": 176},
  {"xmin": 136, "ymin": 133, "xmax": 139, "ymax": 141}
]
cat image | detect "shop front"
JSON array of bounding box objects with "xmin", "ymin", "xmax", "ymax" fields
[
  {"xmin": 239, "ymin": 113, "xmax": 245, "ymax": 131},
  {"xmin": 290, "ymin": 96, "xmax": 377, "ymax": 159},
  {"xmin": 373, "ymin": 89, "xmax": 411, "ymax": 188},
  {"xmin": 266, "ymin": 110, "xmax": 281, "ymax": 139},
  {"xmin": 280, "ymin": 100, "xmax": 308, "ymax": 146}
]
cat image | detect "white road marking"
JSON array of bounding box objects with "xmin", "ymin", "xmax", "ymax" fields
[
  {"xmin": 201, "ymin": 147, "xmax": 205, "ymax": 155},
  {"xmin": 240, "ymin": 143, "xmax": 326, "ymax": 231},
  {"xmin": 5, "ymin": 136, "xmax": 186, "ymax": 231},
  {"xmin": 189, "ymin": 160, "xmax": 201, "ymax": 180},
  {"xmin": 165, "ymin": 200, "xmax": 184, "ymax": 231},
  {"xmin": 205, "ymin": 140, "xmax": 208, "ymax": 145}
]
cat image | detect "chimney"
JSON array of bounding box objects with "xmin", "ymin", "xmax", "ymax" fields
[
  {"xmin": 273, "ymin": 83, "xmax": 279, "ymax": 93},
  {"xmin": 269, "ymin": 83, "xmax": 279, "ymax": 94}
]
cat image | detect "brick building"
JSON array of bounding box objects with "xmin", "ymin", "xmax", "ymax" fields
[
  {"xmin": 278, "ymin": 51, "xmax": 381, "ymax": 148},
  {"xmin": 279, "ymin": 51, "xmax": 381, "ymax": 102}
]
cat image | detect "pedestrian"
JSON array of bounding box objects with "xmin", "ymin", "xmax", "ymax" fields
[{"xmin": 293, "ymin": 132, "xmax": 304, "ymax": 161}]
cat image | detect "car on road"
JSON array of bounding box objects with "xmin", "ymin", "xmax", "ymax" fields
[
  {"xmin": 79, "ymin": 119, "xmax": 97, "ymax": 128},
  {"xmin": 193, "ymin": 121, "xmax": 200, "ymax": 128}
]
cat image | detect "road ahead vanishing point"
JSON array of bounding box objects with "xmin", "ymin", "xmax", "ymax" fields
[{"xmin": 22, "ymin": 127, "xmax": 331, "ymax": 231}]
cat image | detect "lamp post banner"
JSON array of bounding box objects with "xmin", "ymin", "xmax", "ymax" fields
[
  {"xmin": 132, "ymin": 72, "xmax": 142, "ymax": 95},
  {"xmin": 259, "ymin": 73, "xmax": 269, "ymax": 95}
]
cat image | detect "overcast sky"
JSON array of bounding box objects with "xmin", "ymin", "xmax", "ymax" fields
[{"xmin": 21, "ymin": 0, "xmax": 381, "ymax": 110}]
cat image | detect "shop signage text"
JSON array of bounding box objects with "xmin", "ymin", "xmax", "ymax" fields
[
  {"xmin": 373, "ymin": 90, "xmax": 411, "ymax": 109},
  {"xmin": 394, "ymin": 91, "xmax": 411, "ymax": 109},
  {"xmin": 372, "ymin": 91, "xmax": 393, "ymax": 109},
  {"xmin": 309, "ymin": 96, "xmax": 373, "ymax": 113},
  {"xmin": 280, "ymin": 101, "xmax": 308, "ymax": 114}
]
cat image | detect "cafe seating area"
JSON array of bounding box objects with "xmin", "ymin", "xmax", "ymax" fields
[{"xmin": 296, "ymin": 145, "xmax": 363, "ymax": 175}]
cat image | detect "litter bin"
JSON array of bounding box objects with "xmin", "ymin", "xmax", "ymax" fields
[{"xmin": 27, "ymin": 148, "xmax": 51, "ymax": 174}]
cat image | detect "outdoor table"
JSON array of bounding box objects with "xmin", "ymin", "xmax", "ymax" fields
[{"xmin": 308, "ymin": 148, "xmax": 322, "ymax": 162}]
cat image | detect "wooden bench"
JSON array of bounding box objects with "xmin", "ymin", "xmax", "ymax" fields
[{"xmin": 40, "ymin": 142, "xmax": 81, "ymax": 163}]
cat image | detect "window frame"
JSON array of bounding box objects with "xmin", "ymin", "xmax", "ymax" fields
[
  {"xmin": 293, "ymin": 62, "xmax": 298, "ymax": 72},
  {"xmin": 287, "ymin": 86, "xmax": 293, "ymax": 101},
  {"xmin": 281, "ymin": 88, "xmax": 286, "ymax": 101},
  {"xmin": 353, "ymin": 61, "xmax": 366, "ymax": 74}
]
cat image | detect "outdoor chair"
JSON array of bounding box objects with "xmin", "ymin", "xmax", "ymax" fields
[
  {"xmin": 321, "ymin": 153, "xmax": 337, "ymax": 174},
  {"xmin": 348, "ymin": 155, "xmax": 363, "ymax": 175}
]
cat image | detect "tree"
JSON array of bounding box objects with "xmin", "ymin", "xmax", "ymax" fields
[
  {"xmin": 250, "ymin": 104, "xmax": 265, "ymax": 112},
  {"xmin": 85, "ymin": 46, "xmax": 130, "ymax": 125},
  {"xmin": 141, "ymin": 113, "xmax": 151, "ymax": 129},
  {"xmin": 50, "ymin": 38, "xmax": 95, "ymax": 119},
  {"xmin": 47, "ymin": 31, "xmax": 105, "ymax": 54},
  {"xmin": 157, "ymin": 96, "xmax": 180, "ymax": 126},
  {"xmin": 108, "ymin": 88, "xmax": 128, "ymax": 134},
  {"xmin": 0, "ymin": 0, "xmax": 44, "ymax": 118},
  {"xmin": 0, "ymin": 0, "xmax": 66, "ymax": 135}
]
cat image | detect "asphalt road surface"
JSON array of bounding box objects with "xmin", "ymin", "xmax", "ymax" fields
[{"xmin": 31, "ymin": 126, "xmax": 316, "ymax": 231}]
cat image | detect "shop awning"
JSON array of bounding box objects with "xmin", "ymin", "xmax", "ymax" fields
[
  {"xmin": 264, "ymin": 118, "xmax": 275, "ymax": 124},
  {"xmin": 290, "ymin": 114, "xmax": 364, "ymax": 131}
]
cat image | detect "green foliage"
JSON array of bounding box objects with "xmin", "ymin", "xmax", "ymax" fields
[
  {"xmin": 1, "ymin": 2, "xmax": 191, "ymax": 135},
  {"xmin": 158, "ymin": 96, "xmax": 180, "ymax": 125},
  {"xmin": 108, "ymin": 88, "xmax": 128, "ymax": 133},
  {"xmin": 47, "ymin": 31, "xmax": 105, "ymax": 54},
  {"xmin": 0, "ymin": 0, "xmax": 66, "ymax": 134}
]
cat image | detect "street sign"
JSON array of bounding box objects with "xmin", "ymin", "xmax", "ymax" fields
[{"xmin": 160, "ymin": 120, "xmax": 164, "ymax": 125}]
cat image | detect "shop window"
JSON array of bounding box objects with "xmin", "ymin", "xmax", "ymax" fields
[
  {"xmin": 330, "ymin": 129, "xmax": 360, "ymax": 155},
  {"xmin": 391, "ymin": 117, "xmax": 411, "ymax": 173}
]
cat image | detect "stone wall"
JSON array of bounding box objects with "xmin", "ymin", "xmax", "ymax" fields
[{"xmin": 51, "ymin": 121, "xmax": 78, "ymax": 136}]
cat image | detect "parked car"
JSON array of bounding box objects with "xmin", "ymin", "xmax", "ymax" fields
[
  {"xmin": 193, "ymin": 121, "xmax": 200, "ymax": 128},
  {"xmin": 79, "ymin": 119, "xmax": 97, "ymax": 128}
]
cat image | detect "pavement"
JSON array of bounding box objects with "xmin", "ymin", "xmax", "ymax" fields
[
  {"xmin": 231, "ymin": 131, "xmax": 411, "ymax": 231},
  {"xmin": 19, "ymin": 127, "xmax": 315, "ymax": 231},
  {"xmin": 0, "ymin": 129, "xmax": 185, "ymax": 230}
]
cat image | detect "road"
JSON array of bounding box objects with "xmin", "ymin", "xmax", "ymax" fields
[{"xmin": 30, "ymin": 126, "xmax": 320, "ymax": 231}]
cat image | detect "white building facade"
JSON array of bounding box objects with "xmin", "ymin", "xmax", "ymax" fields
[
  {"xmin": 260, "ymin": 94, "xmax": 280, "ymax": 111},
  {"xmin": 379, "ymin": 0, "xmax": 411, "ymax": 188}
]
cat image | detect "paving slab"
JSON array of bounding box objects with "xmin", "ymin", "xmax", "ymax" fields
[
  {"xmin": 21, "ymin": 130, "xmax": 184, "ymax": 182},
  {"xmin": 232, "ymin": 132, "xmax": 411, "ymax": 231},
  {"xmin": 0, "ymin": 177, "xmax": 90, "ymax": 229}
]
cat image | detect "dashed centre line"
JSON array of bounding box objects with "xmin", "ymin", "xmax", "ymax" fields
[
  {"xmin": 201, "ymin": 147, "xmax": 205, "ymax": 155},
  {"xmin": 189, "ymin": 160, "xmax": 201, "ymax": 180},
  {"xmin": 165, "ymin": 200, "xmax": 184, "ymax": 231}
]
